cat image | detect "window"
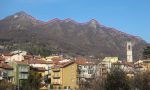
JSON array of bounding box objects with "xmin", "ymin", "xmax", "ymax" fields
[
  {"xmin": 88, "ymin": 70, "xmax": 93, "ymax": 74},
  {"xmin": 64, "ymin": 86, "xmax": 67, "ymax": 89},
  {"xmin": 128, "ymin": 45, "xmax": 131, "ymax": 50},
  {"xmin": 20, "ymin": 74, "xmax": 28, "ymax": 79}
]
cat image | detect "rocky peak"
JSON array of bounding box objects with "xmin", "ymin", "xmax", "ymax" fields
[{"xmin": 88, "ymin": 19, "xmax": 100, "ymax": 29}]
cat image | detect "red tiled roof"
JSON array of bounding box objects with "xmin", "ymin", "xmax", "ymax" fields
[
  {"xmin": 3, "ymin": 52, "xmax": 13, "ymax": 56},
  {"xmin": 47, "ymin": 61, "xmax": 53, "ymax": 64},
  {"xmin": 51, "ymin": 57, "xmax": 62, "ymax": 61},
  {"xmin": 34, "ymin": 55, "xmax": 41, "ymax": 59},
  {"xmin": 75, "ymin": 57, "xmax": 95, "ymax": 65},
  {"xmin": 24, "ymin": 59, "xmax": 53, "ymax": 64},
  {"xmin": 52, "ymin": 61, "xmax": 75, "ymax": 68},
  {"xmin": 24, "ymin": 55, "xmax": 33, "ymax": 58},
  {"xmin": 146, "ymin": 58, "xmax": 150, "ymax": 60},
  {"xmin": 31, "ymin": 67, "xmax": 46, "ymax": 72},
  {"xmin": 0, "ymin": 56, "xmax": 5, "ymax": 61},
  {"xmin": 15, "ymin": 61, "xmax": 28, "ymax": 65},
  {"xmin": 0, "ymin": 63, "xmax": 13, "ymax": 70},
  {"xmin": 61, "ymin": 61, "xmax": 75, "ymax": 68},
  {"xmin": 75, "ymin": 57, "xmax": 87, "ymax": 65},
  {"xmin": 113, "ymin": 61, "xmax": 134, "ymax": 67}
]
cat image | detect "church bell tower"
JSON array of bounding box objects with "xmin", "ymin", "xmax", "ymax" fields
[{"xmin": 127, "ymin": 41, "xmax": 133, "ymax": 62}]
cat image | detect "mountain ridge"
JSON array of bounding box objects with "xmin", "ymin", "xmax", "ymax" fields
[{"xmin": 0, "ymin": 11, "xmax": 148, "ymax": 60}]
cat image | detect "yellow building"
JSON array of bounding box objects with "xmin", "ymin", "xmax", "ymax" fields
[
  {"xmin": 103, "ymin": 57, "xmax": 118, "ymax": 63},
  {"xmin": 51, "ymin": 61, "xmax": 78, "ymax": 89},
  {"xmin": 135, "ymin": 59, "xmax": 150, "ymax": 72},
  {"xmin": 31, "ymin": 67, "xmax": 46, "ymax": 77},
  {"xmin": 142, "ymin": 59, "xmax": 150, "ymax": 72}
]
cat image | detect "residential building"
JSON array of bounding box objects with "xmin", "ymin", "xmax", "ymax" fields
[
  {"xmin": 0, "ymin": 56, "xmax": 5, "ymax": 63},
  {"xmin": 112, "ymin": 62, "xmax": 135, "ymax": 78},
  {"xmin": 25, "ymin": 59, "xmax": 53, "ymax": 77},
  {"xmin": 3, "ymin": 50, "xmax": 27, "ymax": 63},
  {"xmin": 2, "ymin": 52, "xmax": 13, "ymax": 63},
  {"xmin": 96, "ymin": 57, "xmax": 119, "ymax": 78},
  {"xmin": 51, "ymin": 61, "xmax": 78, "ymax": 89},
  {"xmin": 75, "ymin": 58, "xmax": 96, "ymax": 83},
  {"xmin": 9, "ymin": 61, "xmax": 29, "ymax": 85},
  {"xmin": 135, "ymin": 59, "xmax": 150, "ymax": 72},
  {"xmin": 0, "ymin": 63, "xmax": 14, "ymax": 82}
]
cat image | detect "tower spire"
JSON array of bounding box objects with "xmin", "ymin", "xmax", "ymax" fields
[{"xmin": 127, "ymin": 40, "xmax": 133, "ymax": 62}]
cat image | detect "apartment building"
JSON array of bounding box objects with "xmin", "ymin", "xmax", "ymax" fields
[{"xmin": 51, "ymin": 61, "xmax": 78, "ymax": 89}]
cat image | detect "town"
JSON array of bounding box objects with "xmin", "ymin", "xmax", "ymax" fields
[{"xmin": 0, "ymin": 41, "xmax": 150, "ymax": 90}]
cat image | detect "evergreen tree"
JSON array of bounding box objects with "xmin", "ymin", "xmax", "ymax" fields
[
  {"xmin": 0, "ymin": 80, "xmax": 15, "ymax": 90},
  {"xmin": 105, "ymin": 67, "xmax": 130, "ymax": 90},
  {"xmin": 143, "ymin": 46, "xmax": 150, "ymax": 59},
  {"xmin": 21, "ymin": 70, "xmax": 42, "ymax": 90}
]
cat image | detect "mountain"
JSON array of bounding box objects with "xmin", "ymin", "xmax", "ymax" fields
[{"xmin": 0, "ymin": 11, "xmax": 148, "ymax": 60}]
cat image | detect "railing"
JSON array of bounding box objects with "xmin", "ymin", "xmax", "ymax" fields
[
  {"xmin": 19, "ymin": 74, "xmax": 28, "ymax": 79},
  {"xmin": 19, "ymin": 68, "xmax": 28, "ymax": 73},
  {"xmin": 53, "ymin": 75, "xmax": 60, "ymax": 79},
  {"xmin": 52, "ymin": 81, "xmax": 61, "ymax": 85},
  {"xmin": 7, "ymin": 73, "xmax": 13, "ymax": 77},
  {"xmin": 52, "ymin": 68, "xmax": 60, "ymax": 72}
]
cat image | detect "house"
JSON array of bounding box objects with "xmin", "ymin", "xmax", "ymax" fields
[
  {"xmin": 103, "ymin": 57, "xmax": 119, "ymax": 63},
  {"xmin": 0, "ymin": 63, "xmax": 14, "ymax": 82},
  {"xmin": 75, "ymin": 58, "xmax": 96, "ymax": 83},
  {"xmin": 8, "ymin": 61, "xmax": 29, "ymax": 85},
  {"xmin": 135, "ymin": 59, "xmax": 150, "ymax": 72},
  {"xmin": 0, "ymin": 56, "xmax": 5, "ymax": 63},
  {"xmin": 96, "ymin": 62, "xmax": 108, "ymax": 79},
  {"xmin": 23, "ymin": 58, "xmax": 53, "ymax": 88},
  {"xmin": 96, "ymin": 57, "xmax": 119, "ymax": 78},
  {"xmin": 51, "ymin": 61, "xmax": 78, "ymax": 89},
  {"xmin": 2, "ymin": 52, "xmax": 13, "ymax": 63},
  {"xmin": 3, "ymin": 50, "xmax": 27, "ymax": 63},
  {"xmin": 112, "ymin": 61, "xmax": 135, "ymax": 78},
  {"xmin": 25, "ymin": 59, "xmax": 53, "ymax": 77}
]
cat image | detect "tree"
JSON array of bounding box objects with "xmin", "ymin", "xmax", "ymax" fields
[
  {"xmin": 91, "ymin": 77, "xmax": 105, "ymax": 90},
  {"xmin": 21, "ymin": 70, "xmax": 42, "ymax": 90},
  {"xmin": 0, "ymin": 80, "xmax": 15, "ymax": 90},
  {"xmin": 143, "ymin": 46, "xmax": 150, "ymax": 59},
  {"xmin": 133, "ymin": 72, "xmax": 150, "ymax": 90},
  {"xmin": 105, "ymin": 67, "xmax": 130, "ymax": 90},
  {"xmin": 79, "ymin": 80, "xmax": 91, "ymax": 90}
]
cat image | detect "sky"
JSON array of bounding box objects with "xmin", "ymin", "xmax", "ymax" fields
[{"xmin": 0, "ymin": 0, "xmax": 150, "ymax": 42}]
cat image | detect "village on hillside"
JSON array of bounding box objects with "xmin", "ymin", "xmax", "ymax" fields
[{"xmin": 0, "ymin": 41, "xmax": 150, "ymax": 90}]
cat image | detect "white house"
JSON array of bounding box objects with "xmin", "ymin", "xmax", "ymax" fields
[{"xmin": 3, "ymin": 50, "xmax": 27, "ymax": 63}]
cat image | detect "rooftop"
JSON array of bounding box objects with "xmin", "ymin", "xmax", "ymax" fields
[{"xmin": 0, "ymin": 63, "xmax": 13, "ymax": 70}]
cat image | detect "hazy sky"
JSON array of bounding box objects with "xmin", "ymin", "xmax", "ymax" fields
[{"xmin": 0, "ymin": 0, "xmax": 150, "ymax": 42}]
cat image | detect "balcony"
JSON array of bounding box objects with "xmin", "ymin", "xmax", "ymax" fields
[
  {"xmin": 7, "ymin": 73, "xmax": 13, "ymax": 77},
  {"xmin": 52, "ymin": 81, "xmax": 61, "ymax": 85},
  {"xmin": 19, "ymin": 74, "xmax": 28, "ymax": 79},
  {"xmin": 19, "ymin": 68, "xmax": 28, "ymax": 73},
  {"xmin": 79, "ymin": 74, "xmax": 84, "ymax": 78},
  {"xmin": 53, "ymin": 75, "xmax": 60, "ymax": 79},
  {"xmin": 0, "ymin": 76, "xmax": 3, "ymax": 80},
  {"xmin": 52, "ymin": 68, "xmax": 60, "ymax": 72}
]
